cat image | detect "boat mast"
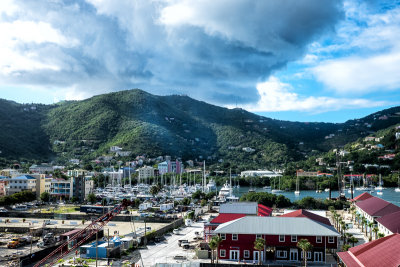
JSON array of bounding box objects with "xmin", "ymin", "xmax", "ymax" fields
[
  {"xmin": 230, "ymin": 168, "xmax": 232, "ymax": 197},
  {"xmin": 203, "ymin": 160, "xmax": 206, "ymax": 192}
]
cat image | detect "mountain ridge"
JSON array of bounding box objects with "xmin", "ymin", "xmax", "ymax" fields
[{"xmin": 0, "ymin": 89, "xmax": 399, "ymax": 168}]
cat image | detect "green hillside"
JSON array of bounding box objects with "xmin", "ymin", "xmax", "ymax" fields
[{"xmin": 1, "ymin": 89, "xmax": 400, "ymax": 169}]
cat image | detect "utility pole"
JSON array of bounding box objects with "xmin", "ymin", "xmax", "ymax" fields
[{"xmin": 96, "ymin": 231, "xmax": 98, "ymax": 267}]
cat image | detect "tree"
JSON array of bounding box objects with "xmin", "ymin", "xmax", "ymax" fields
[
  {"xmin": 348, "ymin": 236, "xmax": 358, "ymax": 247},
  {"xmin": 71, "ymin": 196, "xmax": 79, "ymax": 203},
  {"xmin": 208, "ymin": 238, "xmax": 217, "ymax": 263},
  {"xmin": 378, "ymin": 233, "xmax": 385, "ymax": 239},
  {"xmin": 40, "ymin": 192, "xmax": 50, "ymax": 203},
  {"xmin": 372, "ymin": 227, "xmax": 379, "ymax": 240},
  {"xmin": 361, "ymin": 217, "xmax": 367, "ymax": 233},
  {"xmin": 87, "ymin": 193, "xmax": 96, "ymax": 204},
  {"xmin": 297, "ymin": 239, "xmax": 313, "ymax": 267},
  {"xmin": 342, "ymin": 244, "xmax": 351, "ymax": 251},
  {"xmin": 368, "ymin": 222, "xmax": 374, "ymax": 239},
  {"xmin": 150, "ymin": 185, "xmax": 160, "ymax": 197},
  {"xmin": 211, "ymin": 236, "xmax": 223, "ymax": 263},
  {"xmin": 254, "ymin": 238, "xmax": 265, "ymax": 265}
]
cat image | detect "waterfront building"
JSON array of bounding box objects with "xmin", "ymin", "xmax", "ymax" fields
[
  {"xmin": 50, "ymin": 178, "xmax": 72, "ymax": 199},
  {"xmin": 337, "ymin": 233, "xmax": 400, "ymax": 267},
  {"xmin": 376, "ymin": 210, "xmax": 400, "ymax": 236},
  {"xmin": 157, "ymin": 159, "xmax": 183, "ymax": 175},
  {"xmin": 214, "ymin": 216, "xmax": 339, "ymax": 263},
  {"xmin": 280, "ymin": 209, "xmax": 332, "ymax": 226},
  {"xmin": 204, "ymin": 202, "xmax": 272, "ymax": 241},
  {"xmin": 355, "ymin": 196, "xmax": 400, "ymax": 224},
  {"xmin": 6, "ymin": 175, "xmax": 37, "ymax": 195},
  {"xmin": 350, "ymin": 192, "xmax": 373, "ymax": 203},
  {"xmin": 240, "ymin": 170, "xmax": 281, "ymax": 178},
  {"xmin": 138, "ymin": 166, "xmax": 154, "ymax": 182}
]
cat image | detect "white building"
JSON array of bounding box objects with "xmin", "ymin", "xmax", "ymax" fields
[
  {"xmin": 138, "ymin": 166, "xmax": 155, "ymax": 181},
  {"xmin": 240, "ymin": 170, "xmax": 282, "ymax": 178},
  {"xmin": 6, "ymin": 175, "xmax": 37, "ymax": 195},
  {"xmin": 29, "ymin": 164, "xmax": 54, "ymax": 174}
]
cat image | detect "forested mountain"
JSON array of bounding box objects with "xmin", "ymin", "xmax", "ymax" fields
[{"xmin": 1, "ymin": 89, "xmax": 399, "ymax": 168}]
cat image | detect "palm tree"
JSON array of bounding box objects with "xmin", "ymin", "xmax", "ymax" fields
[
  {"xmin": 350, "ymin": 206, "xmax": 356, "ymax": 221},
  {"xmin": 340, "ymin": 221, "xmax": 346, "ymax": 238},
  {"xmin": 368, "ymin": 222, "xmax": 374, "ymax": 239},
  {"xmin": 378, "ymin": 233, "xmax": 385, "ymax": 239},
  {"xmin": 212, "ymin": 236, "xmax": 223, "ymax": 263},
  {"xmin": 348, "ymin": 236, "xmax": 358, "ymax": 247},
  {"xmin": 361, "ymin": 217, "xmax": 367, "ymax": 233},
  {"xmin": 254, "ymin": 238, "xmax": 265, "ymax": 265},
  {"xmin": 355, "ymin": 214, "xmax": 360, "ymax": 227},
  {"xmin": 297, "ymin": 239, "xmax": 313, "ymax": 267},
  {"xmin": 208, "ymin": 238, "xmax": 217, "ymax": 263},
  {"xmin": 372, "ymin": 227, "xmax": 379, "ymax": 240}
]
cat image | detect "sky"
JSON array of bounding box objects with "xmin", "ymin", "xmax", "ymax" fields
[{"xmin": 0, "ymin": 0, "xmax": 400, "ymax": 123}]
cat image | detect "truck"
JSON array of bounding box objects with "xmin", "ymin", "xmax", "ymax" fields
[{"xmin": 8, "ymin": 237, "xmax": 27, "ymax": 248}]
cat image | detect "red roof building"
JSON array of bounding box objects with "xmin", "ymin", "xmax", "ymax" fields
[
  {"xmin": 350, "ymin": 192, "xmax": 373, "ymax": 203},
  {"xmin": 280, "ymin": 209, "xmax": 332, "ymax": 226},
  {"xmin": 204, "ymin": 202, "xmax": 271, "ymax": 241},
  {"xmin": 376, "ymin": 210, "xmax": 400, "ymax": 236},
  {"xmin": 337, "ymin": 233, "xmax": 400, "ymax": 267},
  {"xmin": 355, "ymin": 196, "xmax": 400, "ymax": 223}
]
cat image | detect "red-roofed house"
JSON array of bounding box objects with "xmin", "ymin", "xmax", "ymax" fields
[
  {"xmin": 376, "ymin": 210, "xmax": 400, "ymax": 237},
  {"xmin": 337, "ymin": 233, "xmax": 400, "ymax": 267},
  {"xmin": 204, "ymin": 202, "xmax": 272, "ymax": 241},
  {"xmin": 351, "ymin": 192, "xmax": 373, "ymax": 203},
  {"xmin": 355, "ymin": 196, "xmax": 400, "ymax": 224},
  {"xmin": 280, "ymin": 209, "xmax": 332, "ymax": 226}
]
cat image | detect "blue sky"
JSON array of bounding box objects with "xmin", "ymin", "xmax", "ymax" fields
[{"xmin": 0, "ymin": 0, "xmax": 399, "ymax": 122}]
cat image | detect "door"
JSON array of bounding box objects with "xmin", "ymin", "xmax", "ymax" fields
[
  {"xmin": 314, "ymin": 252, "xmax": 323, "ymax": 262},
  {"xmin": 230, "ymin": 250, "xmax": 239, "ymax": 260},
  {"xmin": 253, "ymin": 251, "xmax": 264, "ymax": 262},
  {"xmin": 289, "ymin": 249, "xmax": 298, "ymax": 261}
]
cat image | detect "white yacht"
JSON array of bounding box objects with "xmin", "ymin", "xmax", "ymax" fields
[{"xmin": 206, "ymin": 179, "xmax": 217, "ymax": 192}]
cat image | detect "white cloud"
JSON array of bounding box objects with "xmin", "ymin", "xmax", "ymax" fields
[
  {"xmin": 313, "ymin": 52, "xmax": 400, "ymax": 94},
  {"xmin": 239, "ymin": 76, "xmax": 389, "ymax": 113}
]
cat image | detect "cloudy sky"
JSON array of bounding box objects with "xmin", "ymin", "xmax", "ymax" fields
[{"xmin": 1, "ymin": 0, "xmax": 399, "ymax": 122}]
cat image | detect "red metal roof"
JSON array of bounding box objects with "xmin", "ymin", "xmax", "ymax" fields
[
  {"xmin": 337, "ymin": 233, "xmax": 400, "ymax": 267},
  {"xmin": 351, "ymin": 192, "xmax": 373, "ymax": 202},
  {"xmin": 257, "ymin": 204, "xmax": 272, "ymax": 216},
  {"xmin": 279, "ymin": 209, "xmax": 331, "ymax": 226},
  {"xmin": 210, "ymin": 213, "xmax": 246, "ymax": 224},
  {"xmin": 376, "ymin": 210, "xmax": 400, "ymax": 234},
  {"xmin": 356, "ymin": 196, "xmax": 400, "ymax": 217}
]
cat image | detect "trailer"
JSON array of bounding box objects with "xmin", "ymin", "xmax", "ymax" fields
[{"xmin": 80, "ymin": 205, "xmax": 112, "ymax": 214}]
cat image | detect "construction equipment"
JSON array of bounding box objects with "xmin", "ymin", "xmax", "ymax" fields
[
  {"xmin": 7, "ymin": 237, "xmax": 27, "ymax": 248},
  {"xmin": 33, "ymin": 199, "xmax": 131, "ymax": 267}
]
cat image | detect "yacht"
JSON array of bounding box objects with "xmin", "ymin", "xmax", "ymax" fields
[
  {"xmin": 395, "ymin": 175, "xmax": 400, "ymax": 192},
  {"xmin": 271, "ymin": 176, "xmax": 283, "ymax": 193},
  {"xmin": 218, "ymin": 182, "xmax": 233, "ymax": 199},
  {"xmin": 375, "ymin": 174, "xmax": 385, "ymax": 191},
  {"xmin": 324, "ymin": 188, "xmax": 330, "ymax": 192},
  {"xmin": 206, "ymin": 179, "xmax": 217, "ymax": 192}
]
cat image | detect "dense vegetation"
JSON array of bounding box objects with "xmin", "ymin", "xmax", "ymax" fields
[
  {"xmin": 0, "ymin": 191, "xmax": 36, "ymax": 206},
  {"xmin": 1, "ymin": 89, "xmax": 400, "ymax": 170},
  {"xmin": 240, "ymin": 192, "xmax": 349, "ymax": 210}
]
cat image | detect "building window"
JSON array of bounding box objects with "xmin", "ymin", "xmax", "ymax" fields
[
  {"xmin": 220, "ymin": 234, "xmax": 226, "ymax": 240},
  {"xmin": 244, "ymin": 250, "xmax": 250, "ymax": 258},
  {"xmin": 301, "ymin": 251, "xmax": 312, "ymax": 259},
  {"xmin": 279, "ymin": 235, "xmax": 285, "ymax": 242},
  {"xmin": 276, "ymin": 250, "xmax": 287, "ymax": 258},
  {"xmin": 220, "ymin": 249, "xmax": 226, "ymax": 258},
  {"xmin": 328, "ymin": 236, "xmax": 334, "ymax": 243},
  {"xmin": 232, "ymin": 234, "xmax": 238, "ymax": 240},
  {"xmin": 256, "ymin": 234, "xmax": 262, "ymax": 239},
  {"xmin": 291, "ymin": 235, "xmax": 297, "ymax": 242},
  {"xmin": 316, "ymin": 236, "xmax": 322, "ymax": 243}
]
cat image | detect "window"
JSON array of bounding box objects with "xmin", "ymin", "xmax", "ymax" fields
[
  {"xmin": 220, "ymin": 249, "xmax": 226, "ymax": 257},
  {"xmin": 256, "ymin": 234, "xmax": 262, "ymax": 239},
  {"xmin": 328, "ymin": 236, "xmax": 334, "ymax": 243},
  {"xmin": 276, "ymin": 250, "xmax": 287, "ymax": 258},
  {"xmin": 279, "ymin": 235, "xmax": 285, "ymax": 242},
  {"xmin": 232, "ymin": 234, "xmax": 238, "ymax": 241},
  {"xmin": 244, "ymin": 250, "xmax": 250, "ymax": 258},
  {"xmin": 291, "ymin": 235, "xmax": 297, "ymax": 242},
  {"xmin": 220, "ymin": 234, "xmax": 226, "ymax": 240},
  {"xmin": 316, "ymin": 236, "xmax": 322, "ymax": 243},
  {"xmin": 301, "ymin": 251, "xmax": 312, "ymax": 259}
]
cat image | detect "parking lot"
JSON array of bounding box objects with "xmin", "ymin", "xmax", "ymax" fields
[{"xmin": 140, "ymin": 216, "xmax": 209, "ymax": 266}]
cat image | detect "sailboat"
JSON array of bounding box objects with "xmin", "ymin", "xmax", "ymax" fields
[
  {"xmin": 348, "ymin": 174, "xmax": 355, "ymax": 193},
  {"xmin": 294, "ymin": 171, "xmax": 300, "ymax": 195},
  {"xmin": 375, "ymin": 174, "xmax": 385, "ymax": 191},
  {"xmin": 395, "ymin": 175, "xmax": 400, "ymax": 192},
  {"xmin": 271, "ymin": 176, "xmax": 283, "ymax": 193},
  {"xmin": 316, "ymin": 182, "xmax": 322, "ymax": 193}
]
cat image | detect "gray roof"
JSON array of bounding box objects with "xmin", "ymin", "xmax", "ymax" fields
[
  {"xmin": 219, "ymin": 202, "xmax": 258, "ymax": 214},
  {"xmin": 214, "ymin": 216, "xmax": 340, "ymax": 237}
]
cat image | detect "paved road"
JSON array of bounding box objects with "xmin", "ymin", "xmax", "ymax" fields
[{"xmin": 140, "ymin": 219, "xmax": 206, "ymax": 266}]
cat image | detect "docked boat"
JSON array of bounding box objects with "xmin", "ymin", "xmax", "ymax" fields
[
  {"xmin": 375, "ymin": 174, "xmax": 385, "ymax": 191},
  {"xmin": 206, "ymin": 179, "xmax": 217, "ymax": 192},
  {"xmin": 294, "ymin": 171, "xmax": 300, "ymax": 195},
  {"xmin": 324, "ymin": 188, "xmax": 330, "ymax": 192},
  {"xmin": 271, "ymin": 176, "xmax": 283, "ymax": 193}
]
